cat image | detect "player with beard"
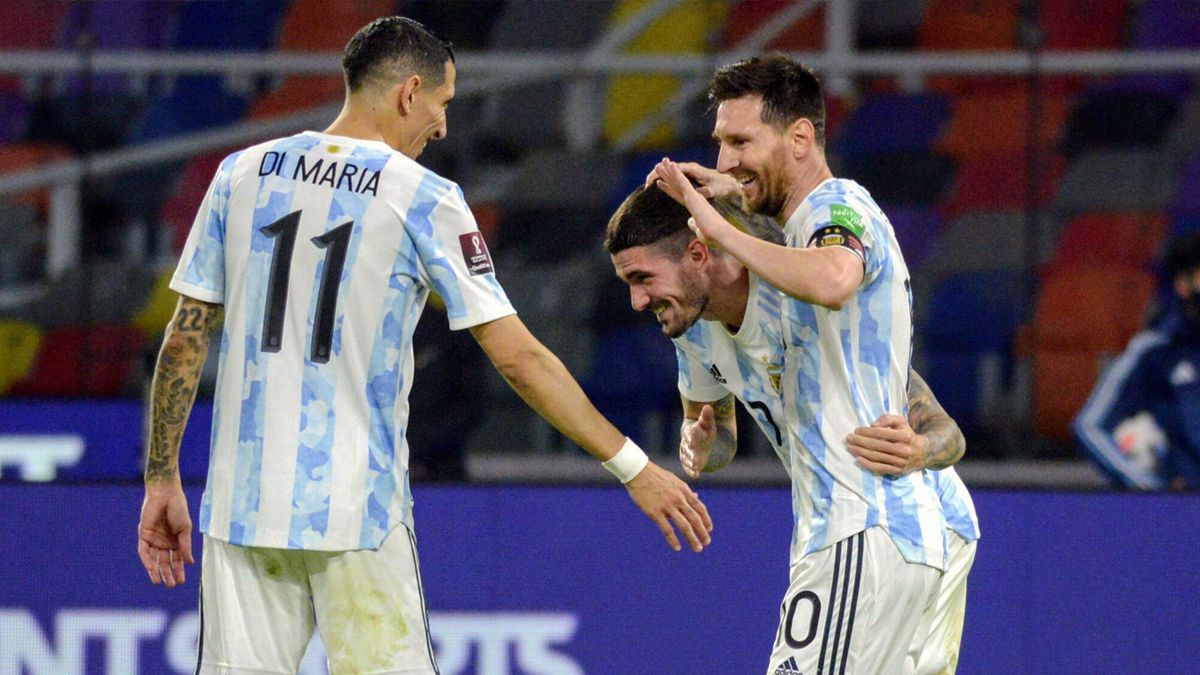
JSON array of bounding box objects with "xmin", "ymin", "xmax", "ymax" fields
[
  {"xmin": 608, "ymin": 185, "xmax": 980, "ymax": 674},
  {"xmin": 650, "ymin": 54, "xmax": 948, "ymax": 674}
]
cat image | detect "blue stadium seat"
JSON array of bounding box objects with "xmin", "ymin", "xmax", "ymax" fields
[
  {"xmin": 832, "ymin": 92, "xmax": 950, "ymax": 156},
  {"xmin": 920, "ymin": 270, "xmax": 1024, "ymax": 433},
  {"xmin": 172, "ymin": 0, "xmax": 286, "ymax": 51}
]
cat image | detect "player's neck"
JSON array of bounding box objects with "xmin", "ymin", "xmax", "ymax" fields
[
  {"xmin": 323, "ymin": 100, "xmax": 392, "ymax": 149},
  {"xmin": 706, "ymin": 267, "xmax": 751, "ymax": 331},
  {"xmin": 777, "ymin": 157, "xmax": 834, "ymax": 225}
]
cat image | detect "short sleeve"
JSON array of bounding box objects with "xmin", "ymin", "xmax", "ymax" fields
[
  {"xmin": 674, "ymin": 340, "xmax": 728, "ymax": 403},
  {"xmin": 799, "ymin": 201, "xmax": 884, "ymax": 282},
  {"xmin": 170, "ymin": 155, "xmax": 235, "ymax": 304},
  {"xmin": 414, "ymin": 185, "xmax": 515, "ymax": 331}
]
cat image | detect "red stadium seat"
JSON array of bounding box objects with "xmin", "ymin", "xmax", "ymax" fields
[
  {"xmin": 1029, "ymin": 266, "xmax": 1155, "ymax": 440},
  {"xmin": 247, "ymin": 0, "xmax": 395, "ymax": 119},
  {"xmin": 0, "ymin": 0, "xmax": 71, "ymax": 92},
  {"xmin": 1042, "ymin": 213, "xmax": 1169, "ymax": 276},
  {"xmin": 940, "ymin": 153, "xmax": 1066, "ymax": 217},
  {"xmin": 936, "ymin": 90, "xmax": 1071, "ymax": 159},
  {"xmin": 0, "ymin": 142, "xmax": 73, "ymax": 210},
  {"xmin": 719, "ymin": 0, "xmax": 824, "ymax": 50},
  {"xmin": 1041, "ymin": 0, "xmax": 1130, "ymax": 50},
  {"xmin": 8, "ymin": 324, "xmax": 147, "ymax": 398}
]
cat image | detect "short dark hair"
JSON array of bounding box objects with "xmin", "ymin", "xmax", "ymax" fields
[
  {"xmin": 1164, "ymin": 231, "xmax": 1200, "ymax": 280},
  {"xmin": 604, "ymin": 186, "xmax": 693, "ymax": 257},
  {"xmin": 708, "ymin": 53, "xmax": 826, "ymax": 146},
  {"xmin": 604, "ymin": 186, "xmax": 784, "ymax": 255},
  {"xmin": 342, "ymin": 16, "xmax": 454, "ymax": 92}
]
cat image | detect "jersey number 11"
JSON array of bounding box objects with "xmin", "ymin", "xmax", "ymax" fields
[{"xmin": 260, "ymin": 209, "xmax": 353, "ymax": 363}]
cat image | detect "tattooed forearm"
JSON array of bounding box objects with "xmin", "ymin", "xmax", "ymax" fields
[
  {"xmin": 145, "ymin": 298, "xmax": 222, "ymax": 483},
  {"xmin": 907, "ymin": 369, "xmax": 966, "ymax": 470}
]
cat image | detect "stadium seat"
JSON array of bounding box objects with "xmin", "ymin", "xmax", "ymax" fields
[
  {"xmin": 1040, "ymin": 0, "xmax": 1129, "ymax": 50},
  {"xmin": 0, "ymin": 0, "xmax": 71, "ymax": 93},
  {"xmin": 26, "ymin": 261, "xmax": 156, "ymax": 329},
  {"xmin": 248, "ymin": 0, "xmax": 395, "ymax": 119},
  {"xmin": 479, "ymin": 0, "xmax": 615, "ymax": 154},
  {"xmin": 171, "ymin": 0, "xmax": 286, "ymax": 51},
  {"xmin": 0, "ymin": 320, "xmax": 41, "ymax": 395},
  {"xmin": 58, "ymin": 0, "xmax": 175, "ymax": 94},
  {"xmin": 839, "ymin": 152, "xmax": 955, "ymax": 206},
  {"xmin": 1042, "ymin": 213, "xmax": 1169, "ymax": 276},
  {"xmin": 940, "ymin": 153, "xmax": 1065, "ymax": 217},
  {"xmin": 921, "ymin": 270, "xmax": 1024, "ymax": 433},
  {"xmin": 404, "ymin": 0, "xmax": 505, "ymax": 49},
  {"xmin": 918, "ymin": 0, "xmax": 1020, "ymax": 51},
  {"xmin": 1169, "ymin": 155, "xmax": 1200, "ymax": 222},
  {"xmin": 1029, "ymin": 266, "xmax": 1155, "ymax": 440},
  {"xmin": 159, "ymin": 152, "xmax": 230, "ymax": 253},
  {"xmin": 884, "ymin": 206, "xmax": 943, "ymax": 270},
  {"xmin": 0, "ymin": 202, "xmax": 39, "ymax": 283},
  {"xmin": 936, "ymin": 90, "xmax": 1071, "ymax": 159},
  {"xmin": 1135, "ymin": 0, "xmax": 1200, "ymax": 49},
  {"xmin": 0, "ymin": 142, "xmax": 72, "ymax": 209},
  {"xmin": 7, "ymin": 324, "xmax": 147, "ymax": 397},
  {"xmin": 857, "ymin": 0, "xmax": 928, "ymax": 50},
  {"xmin": 832, "ymin": 92, "xmax": 950, "ymax": 157},
  {"xmin": 602, "ymin": 0, "xmax": 728, "ymax": 149},
  {"xmin": 719, "ymin": 0, "xmax": 823, "ymax": 51},
  {"xmin": 1053, "ymin": 150, "xmax": 1175, "ymax": 214},
  {"xmin": 0, "ymin": 92, "xmax": 31, "ymax": 144},
  {"xmin": 132, "ymin": 267, "xmax": 181, "ymax": 338},
  {"xmin": 583, "ymin": 323, "xmax": 681, "ymax": 452},
  {"xmin": 1060, "ymin": 90, "xmax": 1180, "ymax": 158}
]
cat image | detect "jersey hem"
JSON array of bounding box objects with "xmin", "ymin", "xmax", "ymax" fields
[{"xmin": 446, "ymin": 306, "xmax": 517, "ymax": 331}]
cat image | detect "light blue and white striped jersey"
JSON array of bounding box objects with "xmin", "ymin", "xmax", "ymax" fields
[
  {"xmin": 779, "ymin": 178, "xmax": 947, "ymax": 570},
  {"xmin": 673, "ymin": 273, "xmax": 789, "ymax": 469},
  {"xmin": 931, "ymin": 468, "xmax": 979, "ymax": 542},
  {"xmin": 171, "ymin": 131, "xmax": 515, "ymax": 551}
]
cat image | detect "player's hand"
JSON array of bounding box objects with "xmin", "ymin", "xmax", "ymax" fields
[
  {"xmin": 652, "ymin": 158, "xmax": 709, "ymax": 212},
  {"xmin": 653, "ymin": 159, "xmax": 740, "ymax": 246},
  {"xmin": 138, "ymin": 482, "xmax": 195, "ymax": 588},
  {"xmin": 845, "ymin": 414, "xmax": 928, "ymax": 476},
  {"xmin": 625, "ymin": 461, "xmax": 713, "ymax": 552},
  {"xmin": 645, "ymin": 161, "xmax": 742, "ymax": 201},
  {"xmin": 680, "ymin": 405, "xmax": 717, "ymax": 479}
]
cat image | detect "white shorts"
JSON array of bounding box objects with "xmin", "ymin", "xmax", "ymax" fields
[
  {"xmin": 197, "ymin": 525, "xmax": 438, "ymax": 675},
  {"xmin": 910, "ymin": 531, "xmax": 978, "ymax": 675},
  {"xmin": 767, "ymin": 527, "xmax": 941, "ymax": 675}
]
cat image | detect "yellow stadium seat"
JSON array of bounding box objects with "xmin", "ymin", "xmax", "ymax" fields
[
  {"xmin": 0, "ymin": 320, "xmax": 42, "ymax": 395},
  {"xmin": 133, "ymin": 267, "xmax": 182, "ymax": 337},
  {"xmin": 602, "ymin": 0, "xmax": 729, "ymax": 149}
]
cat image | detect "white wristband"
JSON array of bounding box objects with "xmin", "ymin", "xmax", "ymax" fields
[{"xmin": 601, "ymin": 438, "xmax": 649, "ymax": 484}]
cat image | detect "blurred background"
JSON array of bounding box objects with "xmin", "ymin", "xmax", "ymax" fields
[{"xmin": 1, "ymin": 1, "xmax": 1199, "ymax": 674}]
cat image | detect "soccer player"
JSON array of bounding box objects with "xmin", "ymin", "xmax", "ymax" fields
[
  {"xmin": 136, "ymin": 17, "xmax": 711, "ymax": 674},
  {"xmin": 650, "ymin": 54, "xmax": 948, "ymax": 673},
  {"xmin": 607, "ymin": 185, "xmax": 979, "ymax": 674}
]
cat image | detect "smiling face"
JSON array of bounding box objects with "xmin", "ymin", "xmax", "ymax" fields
[
  {"xmin": 611, "ymin": 244, "xmax": 709, "ymax": 338},
  {"xmin": 712, "ymin": 95, "xmax": 796, "ymax": 219}
]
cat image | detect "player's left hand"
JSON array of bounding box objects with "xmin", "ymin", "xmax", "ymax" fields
[
  {"xmin": 845, "ymin": 414, "xmax": 928, "ymax": 476},
  {"xmin": 625, "ymin": 462, "xmax": 714, "ymax": 553},
  {"xmin": 138, "ymin": 483, "xmax": 195, "ymax": 588}
]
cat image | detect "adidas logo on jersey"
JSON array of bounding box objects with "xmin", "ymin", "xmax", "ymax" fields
[
  {"xmin": 708, "ymin": 364, "xmax": 727, "ymax": 384},
  {"xmin": 772, "ymin": 656, "xmax": 803, "ymax": 675}
]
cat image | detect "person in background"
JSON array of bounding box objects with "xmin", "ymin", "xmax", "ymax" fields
[{"xmin": 1075, "ymin": 231, "xmax": 1200, "ymax": 490}]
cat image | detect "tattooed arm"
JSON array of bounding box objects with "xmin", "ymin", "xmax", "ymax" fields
[
  {"xmin": 679, "ymin": 394, "xmax": 738, "ymax": 478},
  {"xmin": 845, "ymin": 369, "xmax": 966, "ymax": 476},
  {"xmin": 138, "ymin": 296, "xmax": 223, "ymax": 588}
]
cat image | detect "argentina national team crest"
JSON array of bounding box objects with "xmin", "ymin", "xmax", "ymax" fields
[
  {"xmin": 458, "ymin": 232, "xmax": 494, "ymax": 276},
  {"xmin": 772, "ymin": 656, "xmax": 803, "ymax": 675}
]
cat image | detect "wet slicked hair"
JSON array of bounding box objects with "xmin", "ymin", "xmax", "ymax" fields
[
  {"xmin": 342, "ymin": 16, "xmax": 454, "ymax": 92},
  {"xmin": 604, "ymin": 186, "xmax": 694, "ymax": 258},
  {"xmin": 604, "ymin": 186, "xmax": 784, "ymax": 256},
  {"xmin": 708, "ymin": 52, "xmax": 826, "ymax": 146}
]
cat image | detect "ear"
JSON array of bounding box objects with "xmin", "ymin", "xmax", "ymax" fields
[
  {"xmin": 395, "ymin": 73, "xmax": 422, "ymax": 116},
  {"xmin": 788, "ymin": 117, "xmax": 816, "ymax": 158},
  {"xmin": 686, "ymin": 237, "xmax": 711, "ymax": 265}
]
